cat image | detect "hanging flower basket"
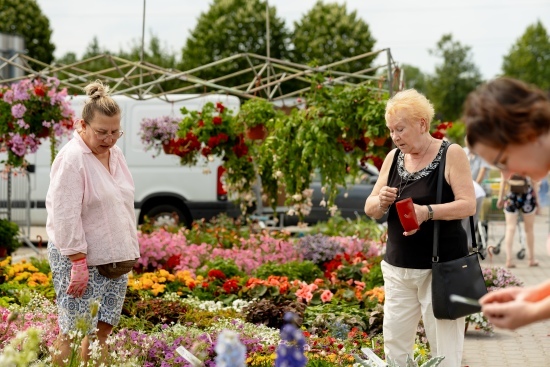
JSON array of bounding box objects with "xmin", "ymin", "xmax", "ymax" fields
[{"xmin": 245, "ymin": 124, "xmax": 268, "ymax": 140}]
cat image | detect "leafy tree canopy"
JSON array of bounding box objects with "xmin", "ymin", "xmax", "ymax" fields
[
  {"xmin": 0, "ymin": 0, "xmax": 55, "ymax": 63},
  {"xmin": 180, "ymin": 0, "xmax": 291, "ymax": 90},
  {"xmin": 292, "ymin": 1, "xmax": 376, "ymax": 74},
  {"xmin": 426, "ymin": 34, "xmax": 482, "ymax": 121},
  {"xmin": 502, "ymin": 20, "xmax": 550, "ymax": 90},
  {"xmin": 401, "ymin": 64, "xmax": 427, "ymax": 95}
]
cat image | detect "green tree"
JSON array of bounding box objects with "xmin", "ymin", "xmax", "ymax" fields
[
  {"xmin": 0, "ymin": 0, "xmax": 55, "ymax": 63},
  {"xmin": 292, "ymin": 1, "xmax": 376, "ymax": 75},
  {"xmin": 426, "ymin": 34, "xmax": 482, "ymax": 121},
  {"xmin": 401, "ymin": 64, "xmax": 428, "ymax": 94},
  {"xmin": 502, "ymin": 20, "xmax": 550, "ymax": 90},
  {"xmin": 180, "ymin": 0, "xmax": 291, "ymax": 93}
]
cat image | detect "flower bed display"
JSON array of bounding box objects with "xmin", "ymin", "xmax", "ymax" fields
[{"xmin": 0, "ymin": 215, "xmax": 521, "ymax": 366}]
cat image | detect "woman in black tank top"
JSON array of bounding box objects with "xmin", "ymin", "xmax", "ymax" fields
[{"xmin": 364, "ymin": 89, "xmax": 476, "ymax": 367}]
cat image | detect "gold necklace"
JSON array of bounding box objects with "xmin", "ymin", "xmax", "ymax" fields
[{"xmin": 398, "ymin": 138, "xmax": 433, "ymax": 198}]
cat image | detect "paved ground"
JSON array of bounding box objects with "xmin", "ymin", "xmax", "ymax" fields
[
  {"xmin": 13, "ymin": 214, "xmax": 550, "ymax": 366},
  {"xmin": 461, "ymin": 212, "xmax": 550, "ymax": 367}
]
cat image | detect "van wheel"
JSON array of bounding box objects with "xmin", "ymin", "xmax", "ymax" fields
[{"xmin": 143, "ymin": 204, "xmax": 192, "ymax": 228}]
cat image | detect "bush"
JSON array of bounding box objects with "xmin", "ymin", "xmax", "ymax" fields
[
  {"xmin": 0, "ymin": 219, "xmax": 21, "ymax": 254},
  {"xmin": 252, "ymin": 260, "xmax": 323, "ymax": 283}
]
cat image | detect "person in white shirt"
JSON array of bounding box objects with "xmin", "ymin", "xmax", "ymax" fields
[{"xmin": 46, "ymin": 80, "xmax": 139, "ymax": 365}]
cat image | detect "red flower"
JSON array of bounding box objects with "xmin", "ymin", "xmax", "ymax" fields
[
  {"xmin": 188, "ymin": 281, "xmax": 196, "ymax": 290},
  {"xmin": 222, "ymin": 279, "xmax": 239, "ymax": 293},
  {"xmin": 201, "ymin": 146, "xmax": 212, "ymax": 156},
  {"xmin": 202, "ymin": 281, "xmax": 209, "ymax": 288},
  {"xmin": 34, "ymin": 85, "xmax": 46, "ymax": 97},
  {"xmin": 217, "ymin": 133, "xmax": 229, "ymax": 143},
  {"xmin": 216, "ymin": 102, "xmax": 225, "ymax": 113},
  {"xmin": 207, "ymin": 136, "xmax": 220, "ymax": 148},
  {"xmin": 208, "ymin": 269, "xmax": 227, "ymax": 280},
  {"xmin": 198, "ymin": 120, "xmax": 204, "ymax": 127},
  {"xmin": 431, "ymin": 131, "xmax": 444, "ymax": 139},
  {"xmin": 212, "ymin": 116, "xmax": 223, "ymax": 125},
  {"xmin": 232, "ymin": 142, "xmax": 248, "ymax": 158},
  {"xmin": 164, "ymin": 254, "xmax": 181, "ymax": 270}
]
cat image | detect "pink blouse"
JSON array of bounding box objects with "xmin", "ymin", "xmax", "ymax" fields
[{"xmin": 46, "ymin": 131, "xmax": 140, "ymax": 266}]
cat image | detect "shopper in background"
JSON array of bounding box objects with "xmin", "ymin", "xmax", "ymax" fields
[{"xmin": 496, "ymin": 173, "xmax": 538, "ymax": 268}]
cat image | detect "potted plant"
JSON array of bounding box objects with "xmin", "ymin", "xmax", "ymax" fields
[
  {"xmin": 0, "ymin": 77, "xmax": 75, "ymax": 168},
  {"xmin": 236, "ymin": 98, "xmax": 277, "ymax": 141},
  {"xmin": 139, "ymin": 115, "xmax": 181, "ymax": 157},
  {"xmin": 0, "ymin": 219, "xmax": 21, "ymax": 257}
]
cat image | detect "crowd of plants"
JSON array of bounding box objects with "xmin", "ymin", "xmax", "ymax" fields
[{"xmin": 0, "ymin": 213, "xmax": 524, "ymax": 366}]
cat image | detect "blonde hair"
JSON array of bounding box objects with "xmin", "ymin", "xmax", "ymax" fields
[
  {"xmin": 81, "ymin": 80, "xmax": 120, "ymax": 123},
  {"xmin": 385, "ymin": 89, "xmax": 435, "ymax": 132}
]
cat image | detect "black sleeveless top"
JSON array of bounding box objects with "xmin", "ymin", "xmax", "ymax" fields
[{"xmin": 385, "ymin": 141, "xmax": 468, "ymax": 269}]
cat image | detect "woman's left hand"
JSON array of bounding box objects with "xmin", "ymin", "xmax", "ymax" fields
[{"xmin": 403, "ymin": 204, "xmax": 430, "ymax": 236}]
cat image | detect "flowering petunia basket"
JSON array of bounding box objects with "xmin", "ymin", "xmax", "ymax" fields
[{"xmin": 0, "ymin": 77, "xmax": 74, "ymax": 168}]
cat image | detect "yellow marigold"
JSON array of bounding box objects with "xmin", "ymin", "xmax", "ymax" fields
[
  {"xmin": 27, "ymin": 273, "xmax": 50, "ymax": 287},
  {"xmin": 141, "ymin": 278, "xmax": 154, "ymax": 289},
  {"xmin": 0, "ymin": 257, "xmax": 11, "ymax": 268},
  {"xmin": 151, "ymin": 283, "xmax": 166, "ymax": 296}
]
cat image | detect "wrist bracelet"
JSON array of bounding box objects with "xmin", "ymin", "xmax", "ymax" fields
[{"xmin": 379, "ymin": 202, "xmax": 389, "ymax": 214}]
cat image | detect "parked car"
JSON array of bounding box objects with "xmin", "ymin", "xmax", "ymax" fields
[{"xmin": 274, "ymin": 163, "xmax": 385, "ymax": 226}]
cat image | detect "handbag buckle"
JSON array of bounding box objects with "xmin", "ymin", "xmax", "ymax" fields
[{"xmin": 432, "ymin": 256, "xmax": 439, "ymax": 263}]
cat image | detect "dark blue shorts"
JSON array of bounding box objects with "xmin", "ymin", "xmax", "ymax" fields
[{"xmin": 504, "ymin": 187, "xmax": 537, "ymax": 214}]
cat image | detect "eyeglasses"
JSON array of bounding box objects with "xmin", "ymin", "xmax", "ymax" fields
[
  {"xmin": 492, "ymin": 146, "xmax": 507, "ymax": 170},
  {"xmin": 88, "ymin": 126, "xmax": 124, "ymax": 140}
]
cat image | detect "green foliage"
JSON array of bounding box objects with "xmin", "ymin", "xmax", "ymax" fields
[
  {"xmin": 363, "ymin": 259, "xmax": 384, "ymax": 290},
  {"xmin": 401, "ymin": 64, "xmax": 428, "ymax": 94},
  {"xmin": 236, "ymin": 98, "xmax": 278, "ymax": 129},
  {"xmin": 180, "ymin": 0, "xmax": 291, "ymax": 93},
  {"xmin": 0, "ymin": 219, "xmax": 21, "ymax": 253},
  {"xmin": 267, "ymin": 82, "xmax": 389, "ymax": 219},
  {"xmin": 197, "ymin": 257, "xmax": 245, "ymax": 279},
  {"xmin": 0, "ymin": 0, "xmax": 55, "ymax": 63},
  {"xmin": 292, "ymin": 1, "xmax": 376, "ymax": 75},
  {"xmin": 502, "ymin": 20, "xmax": 550, "ymax": 90},
  {"xmin": 444, "ymin": 120, "xmax": 466, "ymax": 145},
  {"xmin": 426, "ymin": 34, "xmax": 483, "ymax": 121},
  {"xmin": 311, "ymin": 213, "xmax": 386, "ymax": 240},
  {"xmin": 28, "ymin": 257, "xmax": 50, "ymax": 275},
  {"xmin": 253, "ymin": 260, "xmax": 323, "ymax": 283}
]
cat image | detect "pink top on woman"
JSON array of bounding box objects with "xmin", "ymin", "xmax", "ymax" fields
[{"xmin": 46, "ymin": 131, "xmax": 140, "ymax": 266}]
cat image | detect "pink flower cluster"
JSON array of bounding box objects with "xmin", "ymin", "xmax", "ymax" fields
[
  {"xmin": 137, "ymin": 230, "xmax": 301, "ymax": 276},
  {"xmin": 0, "ymin": 77, "xmax": 74, "ymax": 167}
]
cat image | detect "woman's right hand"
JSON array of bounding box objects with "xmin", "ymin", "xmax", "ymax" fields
[
  {"xmin": 378, "ymin": 186, "xmax": 398, "ymax": 210},
  {"xmin": 497, "ymin": 197, "xmax": 505, "ymax": 209}
]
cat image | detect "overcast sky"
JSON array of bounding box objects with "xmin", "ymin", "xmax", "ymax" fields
[{"xmin": 36, "ymin": 0, "xmax": 549, "ymax": 80}]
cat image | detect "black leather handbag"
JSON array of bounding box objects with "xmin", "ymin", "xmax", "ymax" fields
[{"xmin": 431, "ymin": 145, "xmax": 488, "ymax": 320}]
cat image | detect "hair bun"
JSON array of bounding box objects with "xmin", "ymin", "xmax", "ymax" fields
[{"xmin": 84, "ymin": 80, "xmax": 110, "ymax": 99}]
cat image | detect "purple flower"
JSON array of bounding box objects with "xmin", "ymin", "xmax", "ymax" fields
[{"xmin": 11, "ymin": 103, "xmax": 26, "ymax": 119}]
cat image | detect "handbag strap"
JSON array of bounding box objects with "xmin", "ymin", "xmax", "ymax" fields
[{"xmin": 432, "ymin": 143, "xmax": 479, "ymax": 262}]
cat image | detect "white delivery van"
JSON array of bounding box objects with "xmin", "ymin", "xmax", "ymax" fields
[{"xmin": 8, "ymin": 94, "xmax": 241, "ymax": 228}]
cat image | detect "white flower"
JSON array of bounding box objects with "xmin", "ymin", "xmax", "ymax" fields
[
  {"xmin": 321, "ymin": 186, "xmax": 326, "ymax": 194},
  {"xmin": 292, "ymin": 193, "xmax": 302, "ymax": 201},
  {"xmin": 275, "ymin": 170, "xmax": 284, "ymax": 178},
  {"xmin": 320, "ymin": 199, "xmax": 327, "ymax": 207}
]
